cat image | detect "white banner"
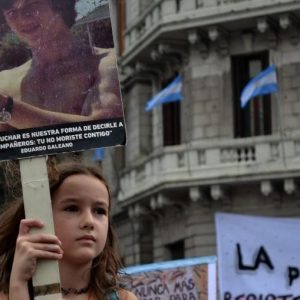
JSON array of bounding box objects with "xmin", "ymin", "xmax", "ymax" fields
[{"xmin": 215, "ymin": 213, "xmax": 300, "ymax": 300}]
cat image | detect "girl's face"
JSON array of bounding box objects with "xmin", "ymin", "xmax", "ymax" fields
[
  {"xmin": 52, "ymin": 174, "xmax": 109, "ymax": 266},
  {"xmin": 3, "ymin": 0, "xmax": 68, "ymax": 48}
]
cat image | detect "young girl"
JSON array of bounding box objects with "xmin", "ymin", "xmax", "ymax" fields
[{"xmin": 0, "ymin": 161, "xmax": 137, "ymax": 300}]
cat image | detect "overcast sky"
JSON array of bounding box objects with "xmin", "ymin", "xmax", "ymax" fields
[{"xmin": 75, "ymin": 0, "xmax": 108, "ymax": 19}]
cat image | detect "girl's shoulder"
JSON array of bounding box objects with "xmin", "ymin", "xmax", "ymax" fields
[{"xmin": 110, "ymin": 289, "xmax": 137, "ymax": 300}]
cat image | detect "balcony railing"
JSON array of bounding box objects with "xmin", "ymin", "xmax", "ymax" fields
[
  {"xmin": 118, "ymin": 134, "xmax": 300, "ymax": 202},
  {"xmin": 123, "ymin": 0, "xmax": 300, "ymax": 61}
]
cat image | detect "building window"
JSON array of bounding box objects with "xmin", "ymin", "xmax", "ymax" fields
[
  {"xmin": 163, "ymin": 101, "xmax": 181, "ymax": 146},
  {"xmin": 176, "ymin": 0, "xmax": 182, "ymax": 12},
  {"xmin": 232, "ymin": 52, "xmax": 272, "ymax": 138},
  {"xmin": 165, "ymin": 240, "xmax": 185, "ymax": 260}
]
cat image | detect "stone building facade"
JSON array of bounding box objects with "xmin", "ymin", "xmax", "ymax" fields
[{"xmin": 104, "ymin": 0, "xmax": 300, "ymax": 267}]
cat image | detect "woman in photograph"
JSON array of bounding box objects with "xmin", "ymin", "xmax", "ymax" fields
[{"xmin": 0, "ymin": 0, "xmax": 123, "ymax": 130}]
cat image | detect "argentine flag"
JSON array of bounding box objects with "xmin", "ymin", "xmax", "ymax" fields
[
  {"xmin": 240, "ymin": 65, "xmax": 279, "ymax": 108},
  {"xmin": 145, "ymin": 75, "xmax": 183, "ymax": 111}
]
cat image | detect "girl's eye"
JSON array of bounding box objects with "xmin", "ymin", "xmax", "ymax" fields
[
  {"xmin": 64, "ymin": 205, "xmax": 78, "ymax": 212},
  {"xmin": 94, "ymin": 207, "xmax": 107, "ymax": 215}
]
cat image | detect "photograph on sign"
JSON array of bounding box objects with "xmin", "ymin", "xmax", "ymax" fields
[
  {"xmin": 0, "ymin": 0, "xmax": 125, "ymax": 160},
  {"xmin": 123, "ymin": 257, "xmax": 217, "ymax": 300}
]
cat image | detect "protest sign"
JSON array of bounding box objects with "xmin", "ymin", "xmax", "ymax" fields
[
  {"xmin": 123, "ymin": 256, "xmax": 217, "ymax": 300},
  {"xmin": 0, "ymin": 1, "xmax": 125, "ymax": 299},
  {"xmin": 215, "ymin": 213, "xmax": 300, "ymax": 300},
  {"xmin": 0, "ymin": 0, "xmax": 125, "ymax": 161}
]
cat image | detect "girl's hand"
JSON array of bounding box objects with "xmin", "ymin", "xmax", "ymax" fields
[{"xmin": 10, "ymin": 219, "xmax": 63, "ymax": 283}]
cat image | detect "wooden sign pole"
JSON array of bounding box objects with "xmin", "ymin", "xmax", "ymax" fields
[{"xmin": 20, "ymin": 156, "xmax": 62, "ymax": 300}]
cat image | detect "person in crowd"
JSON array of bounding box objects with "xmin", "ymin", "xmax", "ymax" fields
[{"xmin": 0, "ymin": 161, "xmax": 137, "ymax": 300}]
